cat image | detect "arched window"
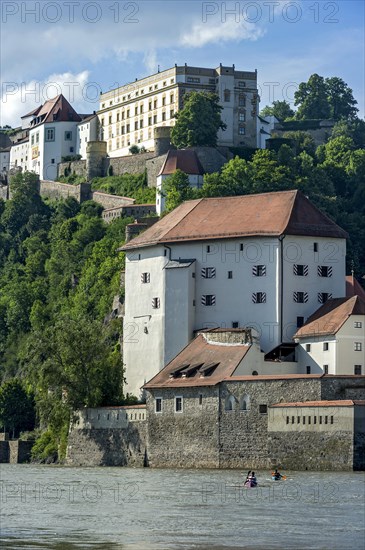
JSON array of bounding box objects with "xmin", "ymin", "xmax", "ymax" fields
[
  {"xmin": 225, "ymin": 395, "xmax": 236, "ymax": 411},
  {"xmin": 252, "ymin": 370, "xmax": 258, "ymax": 376},
  {"xmin": 240, "ymin": 394, "xmax": 250, "ymax": 411}
]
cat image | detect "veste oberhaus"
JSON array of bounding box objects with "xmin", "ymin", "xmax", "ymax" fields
[{"xmin": 98, "ymin": 63, "xmax": 258, "ymax": 156}]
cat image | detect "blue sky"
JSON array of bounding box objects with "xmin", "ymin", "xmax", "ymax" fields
[{"xmin": 1, "ymin": 0, "xmax": 364, "ymax": 126}]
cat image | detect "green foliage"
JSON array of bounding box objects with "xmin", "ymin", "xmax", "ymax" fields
[
  {"xmin": 0, "ymin": 172, "xmax": 135, "ymax": 455},
  {"xmin": 171, "ymin": 91, "xmax": 226, "ymax": 148},
  {"xmin": 129, "ymin": 144, "xmax": 140, "ymax": 154},
  {"xmin": 161, "ymin": 170, "xmax": 196, "ymax": 213},
  {"xmin": 260, "ymin": 100, "xmax": 294, "ymax": 121},
  {"xmin": 61, "ymin": 155, "xmax": 82, "ymax": 162},
  {"xmin": 295, "ymin": 74, "xmax": 358, "ymax": 121},
  {"xmin": 91, "ymin": 173, "xmax": 155, "ymax": 204},
  {"xmin": 58, "ymin": 174, "xmax": 87, "ymax": 185},
  {"xmin": 0, "ymin": 378, "xmax": 36, "ymax": 437}
]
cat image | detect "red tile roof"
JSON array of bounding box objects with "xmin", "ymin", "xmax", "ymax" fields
[
  {"xmin": 294, "ymin": 295, "xmax": 365, "ymax": 338},
  {"xmin": 346, "ymin": 275, "xmax": 365, "ymax": 299},
  {"xmin": 271, "ymin": 400, "xmax": 365, "ymax": 407},
  {"xmin": 158, "ymin": 149, "xmax": 204, "ymax": 176},
  {"xmin": 29, "ymin": 94, "xmax": 81, "ymax": 127},
  {"xmin": 143, "ymin": 334, "xmax": 252, "ymax": 388},
  {"xmin": 122, "ymin": 190, "xmax": 348, "ymax": 251}
]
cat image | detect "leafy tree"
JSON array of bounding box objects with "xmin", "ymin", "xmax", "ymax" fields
[
  {"xmin": 161, "ymin": 170, "xmax": 195, "ymax": 212},
  {"xmin": 282, "ymin": 131, "xmax": 316, "ymax": 156},
  {"xmin": 330, "ymin": 119, "xmax": 365, "ymax": 149},
  {"xmin": 295, "ymin": 74, "xmax": 359, "ymax": 121},
  {"xmin": 260, "ymin": 100, "xmax": 295, "ymax": 121},
  {"xmin": 325, "ymin": 77, "xmax": 358, "ymax": 121},
  {"xmin": 171, "ymin": 91, "xmax": 226, "ymax": 148},
  {"xmin": 295, "ymin": 74, "xmax": 331, "ymax": 120},
  {"xmin": 0, "ymin": 379, "xmax": 36, "ymax": 437}
]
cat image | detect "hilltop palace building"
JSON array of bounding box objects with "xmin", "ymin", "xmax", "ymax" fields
[
  {"xmin": 98, "ymin": 64, "xmax": 259, "ymax": 157},
  {"xmin": 121, "ymin": 190, "xmax": 351, "ymax": 397}
]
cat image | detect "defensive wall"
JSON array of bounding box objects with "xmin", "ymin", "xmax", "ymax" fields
[
  {"xmin": 65, "ymin": 377, "xmax": 365, "ymax": 471},
  {"xmin": 66, "ymin": 405, "xmax": 147, "ymax": 467}
]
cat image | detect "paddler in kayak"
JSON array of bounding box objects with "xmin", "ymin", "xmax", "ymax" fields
[{"xmin": 272, "ymin": 468, "xmax": 283, "ymax": 480}]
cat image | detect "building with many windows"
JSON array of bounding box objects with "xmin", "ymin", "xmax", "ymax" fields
[
  {"xmin": 121, "ymin": 189, "xmax": 348, "ymax": 396},
  {"xmin": 294, "ymin": 295, "xmax": 365, "ymax": 375},
  {"xmin": 98, "ymin": 64, "xmax": 259, "ymax": 157}
]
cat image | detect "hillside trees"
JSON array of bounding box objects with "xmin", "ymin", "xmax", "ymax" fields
[
  {"xmin": 294, "ymin": 74, "xmax": 358, "ymax": 121},
  {"xmin": 0, "ymin": 172, "xmax": 134, "ymax": 458},
  {"xmin": 171, "ymin": 91, "xmax": 226, "ymax": 148},
  {"xmin": 260, "ymin": 100, "xmax": 295, "ymax": 121}
]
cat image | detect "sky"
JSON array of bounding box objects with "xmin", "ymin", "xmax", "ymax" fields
[{"xmin": 1, "ymin": 0, "xmax": 364, "ymax": 127}]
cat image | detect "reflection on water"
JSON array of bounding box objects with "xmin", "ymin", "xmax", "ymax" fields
[{"xmin": 0, "ymin": 465, "xmax": 364, "ymax": 549}]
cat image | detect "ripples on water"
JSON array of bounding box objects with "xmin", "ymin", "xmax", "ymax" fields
[{"xmin": 0, "ymin": 465, "xmax": 364, "ymax": 549}]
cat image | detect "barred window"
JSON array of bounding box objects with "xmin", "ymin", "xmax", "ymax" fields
[
  {"xmin": 293, "ymin": 264, "xmax": 308, "ymax": 276},
  {"xmin": 202, "ymin": 295, "xmax": 215, "ymax": 306},
  {"xmin": 201, "ymin": 267, "xmax": 216, "ymax": 279},
  {"xmin": 252, "ymin": 292, "xmax": 266, "ymax": 304},
  {"xmin": 318, "ymin": 292, "xmax": 332, "ymax": 303},
  {"xmin": 253, "ymin": 265, "xmax": 266, "ymax": 277},
  {"xmin": 293, "ymin": 292, "xmax": 308, "ymax": 303},
  {"xmin": 152, "ymin": 297, "xmax": 160, "ymax": 309},
  {"xmin": 318, "ymin": 266, "xmax": 332, "ymax": 277}
]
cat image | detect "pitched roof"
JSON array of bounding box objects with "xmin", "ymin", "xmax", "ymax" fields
[
  {"xmin": 158, "ymin": 149, "xmax": 204, "ymax": 176},
  {"xmin": 122, "ymin": 190, "xmax": 347, "ymax": 251},
  {"xmin": 346, "ymin": 275, "xmax": 365, "ymax": 300},
  {"xmin": 29, "ymin": 95, "xmax": 81, "ymax": 127},
  {"xmin": 294, "ymin": 295, "xmax": 365, "ymax": 339},
  {"xmin": 143, "ymin": 334, "xmax": 251, "ymax": 388},
  {"xmin": 21, "ymin": 106, "xmax": 42, "ymax": 118}
]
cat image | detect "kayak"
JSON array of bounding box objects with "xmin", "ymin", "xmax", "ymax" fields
[
  {"xmin": 244, "ymin": 480, "xmax": 258, "ymax": 488},
  {"xmin": 271, "ymin": 475, "xmax": 286, "ymax": 481}
]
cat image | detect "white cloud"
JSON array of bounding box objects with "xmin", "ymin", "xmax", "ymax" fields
[
  {"xmin": 181, "ymin": 19, "xmax": 265, "ymax": 47},
  {"xmin": 1, "ymin": 71, "xmax": 92, "ymax": 127}
]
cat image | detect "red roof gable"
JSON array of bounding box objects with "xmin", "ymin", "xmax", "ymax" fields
[
  {"xmin": 122, "ymin": 190, "xmax": 348, "ymax": 250},
  {"xmin": 30, "ymin": 94, "xmax": 81, "ymax": 127}
]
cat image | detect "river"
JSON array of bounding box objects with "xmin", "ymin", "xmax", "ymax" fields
[{"xmin": 0, "ymin": 465, "xmax": 364, "ymax": 549}]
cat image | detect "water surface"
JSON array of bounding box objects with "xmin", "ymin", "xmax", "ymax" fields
[{"xmin": 0, "ymin": 465, "xmax": 364, "ymax": 549}]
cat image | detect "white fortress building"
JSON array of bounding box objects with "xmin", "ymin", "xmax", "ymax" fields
[
  {"xmin": 98, "ymin": 64, "xmax": 259, "ymax": 157},
  {"xmin": 121, "ymin": 190, "xmax": 349, "ymax": 396}
]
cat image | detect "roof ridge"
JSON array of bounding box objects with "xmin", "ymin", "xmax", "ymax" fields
[{"xmin": 161, "ymin": 198, "xmax": 203, "ymax": 242}]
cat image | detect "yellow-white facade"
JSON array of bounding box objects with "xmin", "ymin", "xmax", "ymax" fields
[{"xmin": 98, "ymin": 64, "xmax": 259, "ymax": 157}]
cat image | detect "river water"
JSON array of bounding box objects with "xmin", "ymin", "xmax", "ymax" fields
[{"xmin": 0, "ymin": 465, "xmax": 364, "ymax": 549}]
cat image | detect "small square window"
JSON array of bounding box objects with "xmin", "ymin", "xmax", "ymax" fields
[
  {"xmin": 354, "ymin": 365, "xmax": 362, "ymax": 375},
  {"xmin": 64, "ymin": 131, "xmax": 72, "ymax": 141},
  {"xmin": 202, "ymin": 295, "xmax": 215, "ymax": 306},
  {"xmin": 253, "ymin": 265, "xmax": 266, "ymax": 277},
  {"xmin": 294, "ymin": 264, "xmax": 308, "ymax": 276},
  {"xmin": 354, "ymin": 321, "xmax": 362, "ymax": 328},
  {"xmin": 253, "ymin": 292, "xmax": 266, "ymax": 304},
  {"xmin": 354, "ymin": 342, "xmax": 362, "ymax": 351},
  {"xmin": 232, "ymin": 322, "xmax": 239, "ymax": 328},
  {"xmin": 155, "ymin": 398, "xmax": 162, "ymax": 413},
  {"xmin": 259, "ymin": 404, "xmax": 268, "ymax": 414}
]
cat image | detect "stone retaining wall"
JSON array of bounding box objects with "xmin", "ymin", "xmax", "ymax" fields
[{"xmin": 66, "ymin": 423, "xmax": 147, "ymax": 467}]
